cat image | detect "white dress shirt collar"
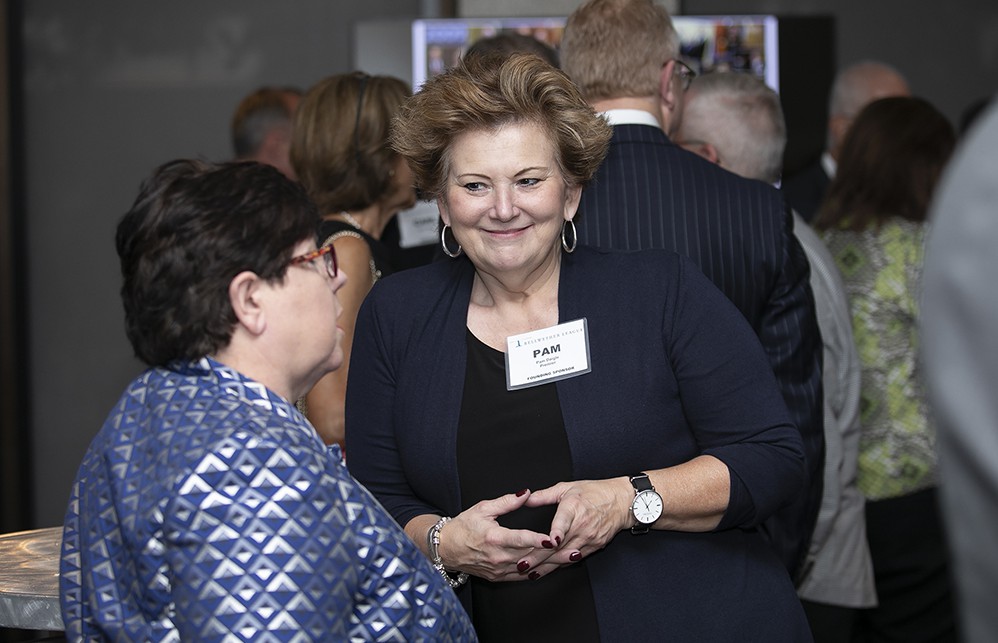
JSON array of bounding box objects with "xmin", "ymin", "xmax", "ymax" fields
[
  {"xmin": 821, "ymin": 151, "xmax": 837, "ymax": 179},
  {"xmin": 601, "ymin": 109, "xmax": 662, "ymax": 129}
]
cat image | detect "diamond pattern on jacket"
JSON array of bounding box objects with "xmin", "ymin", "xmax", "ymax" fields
[{"xmin": 61, "ymin": 357, "xmax": 476, "ymax": 642}]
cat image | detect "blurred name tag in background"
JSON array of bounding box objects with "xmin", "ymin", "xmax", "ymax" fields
[{"xmin": 397, "ymin": 201, "xmax": 440, "ymax": 248}]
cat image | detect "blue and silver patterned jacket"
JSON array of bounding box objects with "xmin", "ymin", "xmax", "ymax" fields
[{"xmin": 60, "ymin": 357, "xmax": 476, "ymax": 642}]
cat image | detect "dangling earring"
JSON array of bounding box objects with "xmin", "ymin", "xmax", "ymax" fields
[
  {"xmin": 561, "ymin": 219, "xmax": 577, "ymax": 253},
  {"xmin": 441, "ymin": 224, "xmax": 463, "ymax": 258}
]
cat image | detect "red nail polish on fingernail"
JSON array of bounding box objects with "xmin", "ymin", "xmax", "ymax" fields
[
  {"xmin": 517, "ymin": 560, "xmax": 530, "ymax": 573},
  {"xmin": 569, "ymin": 551, "xmax": 582, "ymax": 562},
  {"xmin": 555, "ymin": 536, "xmax": 562, "ymax": 546},
  {"xmin": 516, "ymin": 488, "xmax": 528, "ymax": 497},
  {"xmin": 529, "ymin": 571, "xmax": 540, "ymax": 580},
  {"xmin": 542, "ymin": 540, "xmax": 554, "ymax": 549}
]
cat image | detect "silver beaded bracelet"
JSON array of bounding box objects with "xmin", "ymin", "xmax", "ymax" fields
[{"xmin": 427, "ymin": 516, "xmax": 469, "ymax": 589}]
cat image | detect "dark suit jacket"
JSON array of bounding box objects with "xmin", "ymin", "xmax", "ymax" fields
[
  {"xmin": 783, "ymin": 157, "xmax": 831, "ymax": 223},
  {"xmin": 346, "ymin": 247, "xmax": 812, "ymax": 640},
  {"xmin": 577, "ymin": 123, "xmax": 824, "ymax": 581}
]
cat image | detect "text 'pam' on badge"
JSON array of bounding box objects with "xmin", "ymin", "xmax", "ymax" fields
[{"xmin": 505, "ymin": 318, "xmax": 591, "ymax": 391}]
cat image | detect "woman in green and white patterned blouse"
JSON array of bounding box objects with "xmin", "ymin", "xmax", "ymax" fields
[{"xmin": 815, "ymin": 96, "xmax": 957, "ymax": 643}]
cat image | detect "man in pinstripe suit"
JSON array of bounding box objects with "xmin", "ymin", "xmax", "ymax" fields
[{"xmin": 561, "ymin": 0, "xmax": 824, "ymax": 583}]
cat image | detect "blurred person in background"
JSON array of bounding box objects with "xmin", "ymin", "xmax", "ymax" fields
[
  {"xmin": 290, "ymin": 72, "xmax": 415, "ymax": 448},
  {"xmin": 922, "ymin": 100, "xmax": 998, "ymax": 643},
  {"xmin": 815, "ymin": 96, "xmax": 958, "ymax": 643},
  {"xmin": 784, "ymin": 61, "xmax": 910, "ymax": 222},
  {"xmin": 464, "ymin": 31, "xmax": 560, "ymax": 68},
  {"xmin": 231, "ymin": 86, "xmax": 301, "ymax": 179}
]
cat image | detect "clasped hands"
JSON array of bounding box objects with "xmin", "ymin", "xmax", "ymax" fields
[{"xmin": 436, "ymin": 477, "xmax": 634, "ymax": 582}]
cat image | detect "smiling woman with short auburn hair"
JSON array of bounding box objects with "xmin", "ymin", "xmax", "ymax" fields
[{"xmin": 346, "ymin": 52, "xmax": 813, "ymax": 641}]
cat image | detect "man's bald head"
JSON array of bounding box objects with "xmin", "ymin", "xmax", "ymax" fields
[{"xmin": 827, "ymin": 61, "xmax": 910, "ymax": 159}]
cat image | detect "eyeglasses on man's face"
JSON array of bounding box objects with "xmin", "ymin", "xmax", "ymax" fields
[
  {"xmin": 288, "ymin": 243, "xmax": 338, "ymax": 280},
  {"xmin": 672, "ymin": 59, "xmax": 697, "ymax": 92}
]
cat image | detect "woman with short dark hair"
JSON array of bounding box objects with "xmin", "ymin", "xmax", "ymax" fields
[{"xmin": 60, "ymin": 159, "xmax": 476, "ymax": 641}]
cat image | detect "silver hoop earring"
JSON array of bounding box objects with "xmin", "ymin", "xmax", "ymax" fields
[
  {"xmin": 441, "ymin": 224, "xmax": 463, "ymax": 258},
  {"xmin": 561, "ymin": 219, "xmax": 577, "ymax": 253}
]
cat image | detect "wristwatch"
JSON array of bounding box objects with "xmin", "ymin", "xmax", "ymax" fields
[{"xmin": 629, "ymin": 472, "xmax": 663, "ymax": 535}]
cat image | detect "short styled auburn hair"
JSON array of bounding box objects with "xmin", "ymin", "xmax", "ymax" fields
[
  {"xmin": 390, "ymin": 52, "xmax": 612, "ymax": 201},
  {"xmin": 560, "ymin": 0, "xmax": 679, "ymax": 103},
  {"xmin": 291, "ymin": 72, "xmax": 411, "ymax": 214},
  {"xmin": 116, "ymin": 159, "xmax": 319, "ymax": 366}
]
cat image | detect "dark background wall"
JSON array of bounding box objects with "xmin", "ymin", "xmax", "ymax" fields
[
  {"xmin": 687, "ymin": 0, "xmax": 998, "ymax": 136},
  {"xmin": 3, "ymin": 0, "xmax": 996, "ymax": 530},
  {"xmin": 9, "ymin": 0, "xmax": 431, "ymax": 530}
]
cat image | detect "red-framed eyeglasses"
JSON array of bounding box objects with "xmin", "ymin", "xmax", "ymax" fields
[{"xmin": 288, "ymin": 243, "xmax": 338, "ymax": 279}]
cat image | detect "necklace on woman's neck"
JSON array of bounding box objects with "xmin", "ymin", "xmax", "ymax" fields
[{"xmin": 339, "ymin": 211, "xmax": 363, "ymax": 231}]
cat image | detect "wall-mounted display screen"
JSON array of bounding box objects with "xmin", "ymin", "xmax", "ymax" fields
[{"xmin": 411, "ymin": 15, "xmax": 779, "ymax": 93}]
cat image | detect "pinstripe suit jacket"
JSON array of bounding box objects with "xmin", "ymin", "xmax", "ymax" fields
[{"xmin": 578, "ymin": 122, "xmax": 824, "ymax": 580}]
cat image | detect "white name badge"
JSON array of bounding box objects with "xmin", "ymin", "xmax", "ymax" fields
[
  {"xmin": 505, "ymin": 318, "xmax": 591, "ymax": 390},
  {"xmin": 396, "ymin": 201, "xmax": 441, "ymax": 248}
]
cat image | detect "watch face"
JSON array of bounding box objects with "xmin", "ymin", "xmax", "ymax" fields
[{"xmin": 631, "ymin": 489, "xmax": 663, "ymax": 525}]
